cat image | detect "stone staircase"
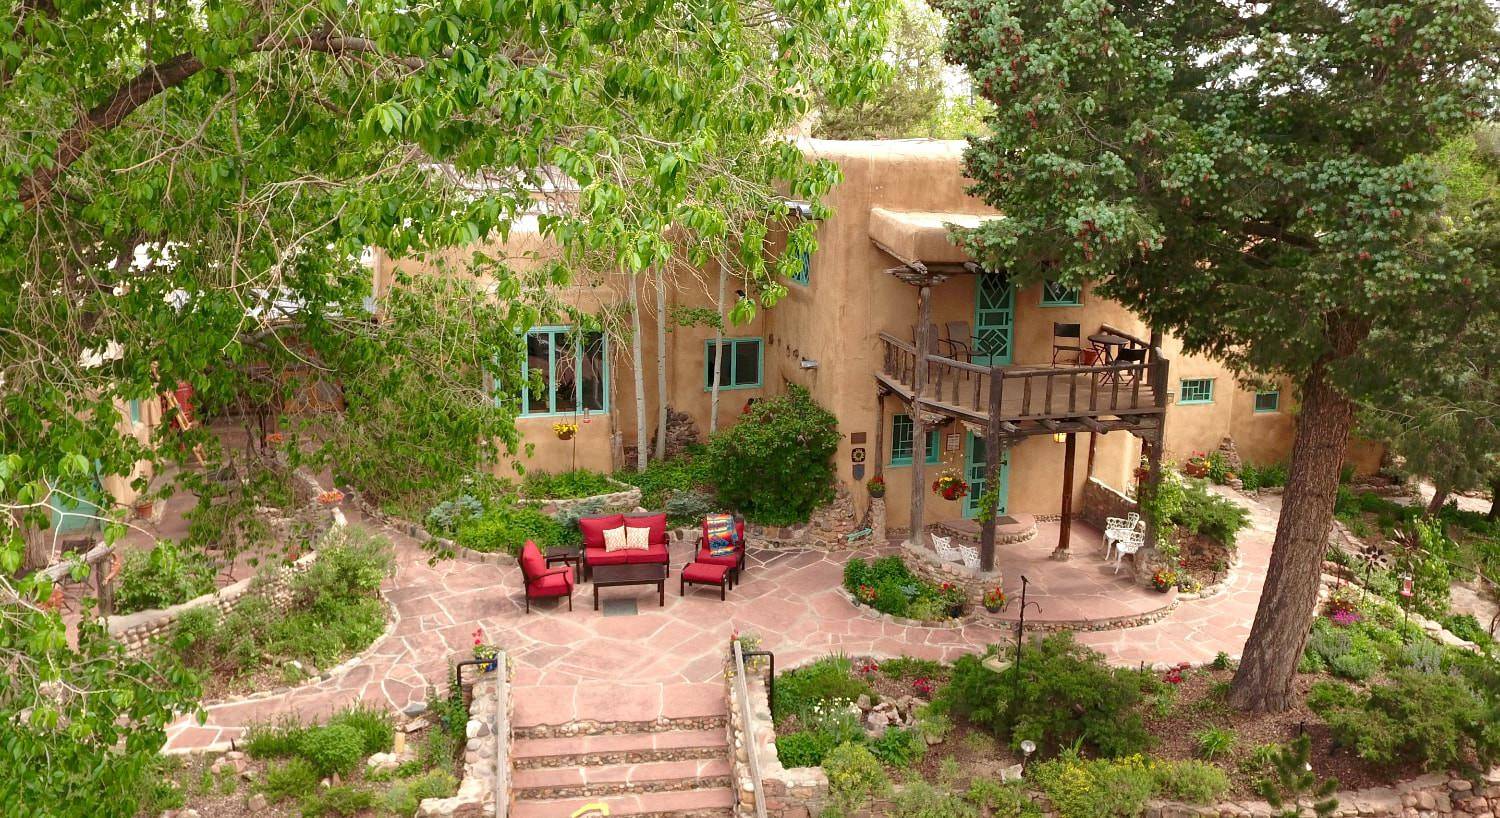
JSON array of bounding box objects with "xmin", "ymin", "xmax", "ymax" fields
[{"xmin": 508, "ymin": 688, "xmax": 735, "ymax": 818}]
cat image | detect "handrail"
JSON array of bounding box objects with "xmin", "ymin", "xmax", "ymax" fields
[
  {"xmin": 1097, "ymin": 323, "xmax": 1152, "ymax": 349},
  {"xmin": 494, "ymin": 651, "xmax": 509, "ymax": 818},
  {"xmin": 732, "ymin": 640, "xmax": 769, "ymax": 818}
]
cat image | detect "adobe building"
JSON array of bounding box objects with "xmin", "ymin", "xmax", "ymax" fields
[{"xmin": 374, "ymin": 139, "xmax": 1381, "ymax": 565}]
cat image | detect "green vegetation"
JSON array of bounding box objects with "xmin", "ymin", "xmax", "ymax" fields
[
  {"xmin": 937, "ymin": 633, "xmax": 1155, "ymax": 757},
  {"xmin": 842, "ymin": 555, "xmax": 965, "ymax": 621},
  {"xmin": 453, "ymin": 505, "xmax": 574, "ymax": 555},
  {"xmin": 519, "ymin": 469, "xmax": 616, "ymax": 500},
  {"xmin": 1031, "ymin": 752, "xmax": 1229, "ymax": 818},
  {"xmin": 821, "ymin": 742, "xmax": 890, "ymax": 816},
  {"xmin": 169, "ymin": 528, "xmax": 394, "ymax": 688},
  {"xmin": 773, "ymin": 656, "xmax": 875, "ymax": 724},
  {"xmin": 1310, "ymin": 670, "xmax": 1499, "ymax": 772},
  {"xmin": 113, "ymin": 540, "xmax": 218, "ymax": 615},
  {"xmin": 707, "ymin": 386, "xmax": 841, "ymax": 526},
  {"xmin": 611, "ymin": 447, "xmax": 715, "ymax": 510}
]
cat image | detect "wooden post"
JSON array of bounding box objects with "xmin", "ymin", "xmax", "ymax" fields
[
  {"xmin": 1052, "ymin": 432, "xmax": 1077, "ymax": 560},
  {"xmin": 1135, "ymin": 350, "xmax": 1170, "ymax": 584},
  {"xmin": 909, "ymin": 283, "xmax": 933, "ymax": 547},
  {"xmin": 873, "ymin": 390, "xmax": 886, "ymax": 479},
  {"xmin": 979, "ymin": 365, "xmax": 1005, "ymax": 572},
  {"xmin": 1085, "ymin": 431, "xmax": 1098, "ymax": 479}
]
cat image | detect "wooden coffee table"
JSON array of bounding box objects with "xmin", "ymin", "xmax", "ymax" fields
[{"xmin": 591, "ymin": 563, "xmax": 668, "ymax": 610}]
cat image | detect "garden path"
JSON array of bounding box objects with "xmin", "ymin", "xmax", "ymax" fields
[{"xmin": 161, "ymin": 485, "xmax": 1279, "ymax": 753}]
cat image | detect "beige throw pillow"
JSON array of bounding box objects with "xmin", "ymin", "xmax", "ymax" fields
[
  {"xmin": 625, "ymin": 526, "xmax": 651, "ymax": 551},
  {"xmin": 602, "ymin": 526, "xmax": 629, "ymax": 553}
]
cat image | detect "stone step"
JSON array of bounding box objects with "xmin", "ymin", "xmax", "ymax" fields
[
  {"xmin": 512, "ymin": 757, "xmax": 733, "ymax": 800},
  {"xmin": 512, "ymin": 714, "xmax": 728, "ymax": 741},
  {"xmin": 513, "ymin": 728, "xmax": 728, "ymax": 769},
  {"xmin": 511, "ymin": 787, "xmax": 737, "ymax": 818},
  {"xmin": 511, "ymin": 683, "xmax": 727, "ymax": 738}
]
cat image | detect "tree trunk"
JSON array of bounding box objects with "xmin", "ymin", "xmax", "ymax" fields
[
  {"xmin": 1228, "ymin": 363, "xmax": 1357, "ymax": 711},
  {"xmin": 1489, "ymin": 477, "xmax": 1499, "ymax": 521},
  {"xmin": 628, "ymin": 274, "xmax": 648, "ymax": 472},
  {"xmin": 709, "ymin": 265, "xmax": 727, "ymax": 434},
  {"xmin": 653, "ymin": 265, "xmax": 668, "ymax": 461},
  {"xmin": 1426, "ymin": 484, "xmax": 1450, "ymax": 516}
]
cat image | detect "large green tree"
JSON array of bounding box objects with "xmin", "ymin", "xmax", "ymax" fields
[
  {"xmin": 0, "ymin": 0, "xmax": 890, "ymax": 812},
  {"xmin": 937, "ymin": 0, "xmax": 1497, "ymax": 710}
]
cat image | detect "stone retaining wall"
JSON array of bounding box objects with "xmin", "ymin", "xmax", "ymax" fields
[
  {"xmin": 728, "ymin": 660, "xmax": 829, "ymax": 818},
  {"xmin": 419, "ymin": 663, "xmax": 513, "ymax": 818},
  {"xmin": 108, "ymin": 536, "xmax": 325, "ymax": 658},
  {"xmin": 1081, "ymin": 477, "xmax": 1137, "ymax": 530},
  {"xmin": 517, "ymin": 479, "xmax": 642, "ymax": 516},
  {"xmin": 746, "ymin": 487, "xmax": 862, "ymax": 550}
]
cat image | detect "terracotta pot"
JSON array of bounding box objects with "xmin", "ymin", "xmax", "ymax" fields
[{"xmin": 133, "ymin": 501, "xmax": 154, "ymax": 519}]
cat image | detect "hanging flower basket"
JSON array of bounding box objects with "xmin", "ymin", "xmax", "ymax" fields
[
  {"xmin": 982, "ymin": 587, "xmax": 1007, "ymax": 613},
  {"xmin": 552, "ymin": 422, "xmax": 578, "ymax": 441},
  {"xmin": 932, "ymin": 471, "xmax": 969, "ymax": 501}
]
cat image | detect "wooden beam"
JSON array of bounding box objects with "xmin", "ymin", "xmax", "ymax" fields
[
  {"xmin": 1077, "ymin": 416, "xmax": 1108, "ymax": 434},
  {"xmin": 980, "ymin": 362, "xmax": 1006, "ymax": 572},
  {"xmin": 1038, "ymin": 419, "xmax": 1061, "ymax": 430},
  {"xmin": 910, "ymin": 283, "xmax": 933, "ymax": 548},
  {"xmin": 998, "ymin": 421, "xmax": 1021, "ymax": 435},
  {"xmin": 1052, "ymin": 432, "xmax": 1077, "ymax": 560}
]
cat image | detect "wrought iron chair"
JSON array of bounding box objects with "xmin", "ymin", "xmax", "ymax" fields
[
  {"xmin": 1112, "ymin": 528, "xmax": 1146, "ymax": 574},
  {"xmin": 1104, "ymin": 512, "xmax": 1143, "ymax": 560},
  {"xmin": 943, "ymin": 321, "xmax": 981, "ymax": 363},
  {"xmin": 931, "ymin": 533, "xmax": 962, "ymax": 564},
  {"xmin": 1052, "ymin": 322, "xmax": 1085, "ymax": 365},
  {"xmin": 1101, "ymin": 346, "xmax": 1148, "ymax": 384}
]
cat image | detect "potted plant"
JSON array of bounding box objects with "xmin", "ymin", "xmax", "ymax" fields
[
  {"xmin": 472, "ymin": 628, "xmax": 500, "ymax": 672},
  {"xmin": 938, "ymin": 582, "xmax": 966, "ymax": 618},
  {"xmin": 931, "ymin": 471, "xmax": 969, "ymax": 501},
  {"xmin": 552, "ymin": 421, "xmax": 578, "ymax": 441},
  {"xmin": 1183, "ymin": 452, "xmax": 1210, "ymax": 478},
  {"xmin": 133, "ymin": 499, "xmax": 154, "ymax": 519},
  {"xmin": 867, "ymin": 475, "xmax": 886, "ymax": 498},
  {"xmin": 982, "ymin": 586, "xmax": 1007, "ymax": 613},
  {"xmin": 1151, "ymin": 568, "xmax": 1178, "ymax": 593}
]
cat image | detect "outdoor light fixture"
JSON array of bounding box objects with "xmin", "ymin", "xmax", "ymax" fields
[
  {"xmin": 800, "ymin": 359, "xmax": 819, "ymax": 369},
  {"xmin": 1051, "ymin": 432, "xmax": 1066, "ymax": 443},
  {"xmin": 1020, "ymin": 740, "xmax": 1037, "ymax": 774},
  {"xmin": 1400, "ymin": 574, "xmax": 1414, "ymax": 598}
]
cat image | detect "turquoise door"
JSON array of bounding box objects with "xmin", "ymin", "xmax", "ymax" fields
[
  {"xmin": 972, "ymin": 273, "xmax": 1014, "ymax": 366},
  {"xmin": 962, "ymin": 433, "xmax": 1010, "ymax": 519}
]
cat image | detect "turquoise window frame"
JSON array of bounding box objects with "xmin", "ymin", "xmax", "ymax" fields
[
  {"xmin": 704, "ymin": 338, "xmax": 763, "ymax": 390},
  {"xmin": 1178, "ymin": 378, "xmax": 1215, "ymax": 405},
  {"xmin": 517, "ymin": 326, "xmax": 610, "ymax": 418},
  {"xmin": 1254, "ymin": 390, "xmax": 1280, "ymax": 413},
  {"xmin": 127, "ymin": 399, "xmax": 142, "ymax": 424},
  {"xmin": 789, "ymin": 251, "xmax": 811, "ymax": 286},
  {"xmin": 1040, "ymin": 279, "xmax": 1082, "ymax": 307},
  {"xmin": 889, "ymin": 413, "xmax": 941, "ymax": 466}
]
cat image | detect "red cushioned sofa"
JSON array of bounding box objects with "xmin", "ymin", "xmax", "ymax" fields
[
  {"xmin": 696, "ymin": 515, "xmax": 747, "ymax": 584},
  {"xmin": 578, "ymin": 512, "xmax": 671, "ymax": 580},
  {"xmin": 519, "ymin": 540, "xmax": 574, "ymax": 613}
]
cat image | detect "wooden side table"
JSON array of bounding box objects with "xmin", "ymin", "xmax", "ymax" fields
[{"xmin": 544, "ymin": 547, "xmax": 581, "ymax": 582}]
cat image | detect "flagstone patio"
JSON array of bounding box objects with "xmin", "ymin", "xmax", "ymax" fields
[{"xmin": 162, "ymin": 484, "xmax": 1278, "ymax": 753}]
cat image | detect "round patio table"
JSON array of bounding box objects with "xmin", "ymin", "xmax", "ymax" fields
[{"xmin": 1087, "ymin": 332, "xmax": 1132, "ymax": 364}]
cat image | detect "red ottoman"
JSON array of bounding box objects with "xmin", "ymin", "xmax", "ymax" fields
[{"xmin": 681, "ymin": 562, "xmax": 733, "ymax": 600}]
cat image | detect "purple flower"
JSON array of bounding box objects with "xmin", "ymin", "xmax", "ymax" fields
[{"xmin": 1330, "ymin": 609, "xmax": 1362, "ymax": 627}]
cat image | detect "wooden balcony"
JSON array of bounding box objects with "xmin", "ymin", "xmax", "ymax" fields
[{"xmin": 876, "ymin": 331, "xmax": 1168, "ymax": 440}]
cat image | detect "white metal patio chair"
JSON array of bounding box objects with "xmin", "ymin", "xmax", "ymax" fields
[
  {"xmin": 1104, "ymin": 512, "xmax": 1142, "ymax": 560},
  {"xmin": 958, "ymin": 543, "xmax": 981, "ymax": 571},
  {"xmin": 931, "ymin": 533, "xmax": 962, "ymax": 564},
  {"xmin": 1112, "ymin": 528, "xmax": 1146, "ymax": 574}
]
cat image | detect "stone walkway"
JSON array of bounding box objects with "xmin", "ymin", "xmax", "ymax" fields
[{"xmin": 163, "ymin": 485, "xmax": 1279, "ymax": 752}]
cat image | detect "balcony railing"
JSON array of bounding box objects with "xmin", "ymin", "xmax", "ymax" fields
[{"xmin": 877, "ymin": 332, "xmax": 1166, "ymax": 426}]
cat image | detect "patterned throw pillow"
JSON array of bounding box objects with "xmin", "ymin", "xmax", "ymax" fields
[
  {"xmin": 624, "ymin": 526, "xmax": 651, "ymax": 551},
  {"xmin": 706, "ymin": 513, "xmax": 737, "ymax": 557},
  {"xmin": 602, "ymin": 526, "xmax": 630, "ymax": 553}
]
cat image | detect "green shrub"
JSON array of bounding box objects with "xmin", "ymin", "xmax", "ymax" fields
[
  {"xmin": 663, "ymin": 489, "xmax": 715, "ymax": 526},
  {"xmin": 875, "ymin": 583, "xmax": 911, "ymax": 617},
  {"xmin": 260, "ymin": 758, "xmax": 319, "ymax": 802},
  {"xmin": 455, "ymin": 504, "xmax": 568, "ymax": 554},
  {"xmin": 1440, "ymin": 613, "xmax": 1495, "ymax": 650},
  {"xmin": 842, "ymin": 556, "xmax": 959, "ymax": 621},
  {"xmin": 938, "ymin": 634, "xmax": 1152, "ymax": 757},
  {"xmin": 773, "ymin": 655, "xmax": 874, "ymax": 723},
  {"xmin": 1031, "ymin": 752, "xmax": 1156, "ymax": 818},
  {"xmin": 966, "ymin": 778, "xmax": 1041, "ymax": 818},
  {"xmin": 383, "ymin": 769, "xmax": 458, "ymax": 815},
  {"xmin": 113, "ymin": 540, "xmax": 217, "ymax": 614},
  {"xmin": 776, "ymin": 730, "xmax": 838, "ymax": 768},
  {"xmin": 1153, "ymin": 760, "xmax": 1230, "ymax": 803},
  {"xmin": 868, "ymin": 727, "xmax": 927, "ymax": 767},
  {"xmin": 297, "ymin": 724, "xmax": 366, "ymax": 777},
  {"xmin": 242, "ymin": 717, "xmax": 308, "ymax": 759},
  {"xmin": 891, "ymin": 780, "xmax": 980, "ymax": 818},
  {"xmin": 612, "ymin": 448, "xmax": 715, "ymax": 508},
  {"xmin": 521, "ymin": 468, "xmax": 615, "ymax": 499},
  {"xmin": 300, "ymin": 784, "xmax": 376, "ymax": 818},
  {"xmin": 1305, "ymin": 618, "xmax": 1386, "ymax": 681},
  {"xmin": 1305, "ymin": 681, "xmax": 1359, "ymax": 713},
  {"xmin": 822, "ymin": 742, "xmax": 889, "ymax": 815},
  {"xmin": 707, "ymin": 386, "xmax": 841, "ymax": 525},
  {"xmin": 293, "ymin": 527, "xmax": 396, "ymax": 610},
  {"xmin": 327, "ymin": 704, "xmax": 394, "ymax": 756},
  {"xmin": 424, "ymin": 494, "xmax": 486, "ymax": 534},
  {"xmin": 1171, "ymin": 481, "xmax": 1250, "ymax": 549},
  {"xmin": 1312, "ymin": 669, "xmax": 1500, "ymax": 771},
  {"xmin": 879, "ymin": 657, "xmax": 947, "ymax": 680},
  {"xmin": 1194, "ymin": 727, "xmax": 1236, "ymax": 761}
]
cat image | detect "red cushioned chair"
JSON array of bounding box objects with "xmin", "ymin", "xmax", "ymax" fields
[
  {"xmin": 579, "ymin": 512, "xmax": 670, "ymax": 580},
  {"xmin": 520, "ymin": 540, "xmax": 574, "ymax": 613},
  {"xmin": 696, "ymin": 515, "xmax": 747, "ymax": 584}
]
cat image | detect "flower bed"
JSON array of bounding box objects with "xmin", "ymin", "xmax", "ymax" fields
[{"xmin": 842, "ymin": 555, "xmax": 967, "ymax": 622}]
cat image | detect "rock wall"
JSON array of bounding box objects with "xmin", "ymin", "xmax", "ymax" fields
[
  {"xmin": 1081, "ymin": 477, "xmax": 1137, "ymax": 530},
  {"xmin": 746, "ymin": 486, "xmax": 862, "ymax": 550},
  {"xmin": 728, "ymin": 662, "xmax": 829, "ymax": 818},
  {"xmin": 419, "ymin": 665, "xmax": 513, "ymax": 818},
  {"xmin": 517, "ymin": 479, "xmax": 643, "ymax": 516}
]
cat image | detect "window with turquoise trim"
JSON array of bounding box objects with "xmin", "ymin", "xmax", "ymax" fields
[
  {"xmin": 790, "ymin": 251, "xmax": 811, "ymax": 286},
  {"xmin": 520, "ymin": 327, "xmax": 607, "ymax": 416},
  {"xmin": 1040, "ymin": 279, "xmax": 1081, "ymax": 306},
  {"xmin": 1179, "ymin": 378, "xmax": 1215, "ymax": 404},
  {"xmin": 889, "ymin": 414, "xmax": 940, "ymax": 466},
  {"xmin": 705, "ymin": 338, "xmax": 762, "ymax": 389},
  {"xmin": 1254, "ymin": 390, "xmax": 1280, "ymax": 413},
  {"xmin": 127, "ymin": 399, "xmax": 141, "ymax": 424}
]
